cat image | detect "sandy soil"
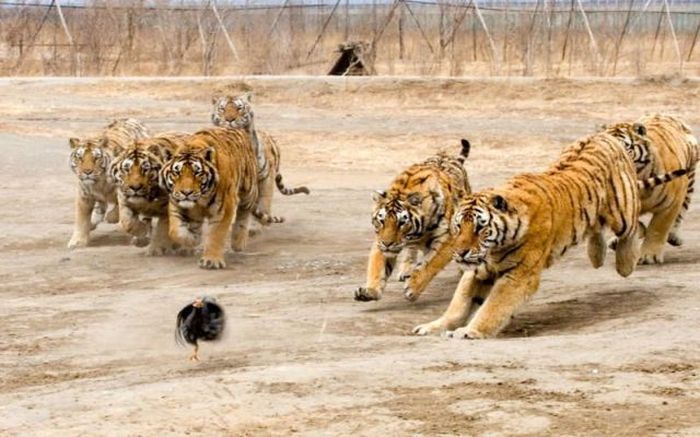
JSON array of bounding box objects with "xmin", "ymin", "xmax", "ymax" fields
[{"xmin": 0, "ymin": 76, "xmax": 698, "ymax": 436}]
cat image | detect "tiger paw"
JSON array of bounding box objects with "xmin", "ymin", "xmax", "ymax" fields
[
  {"xmin": 199, "ymin": 256, "xmax": 226, "ymax": 270},
  {"xmin": 447, "ymin": 327, "xmax": 481, "ymax": 340},
  {"xmin": 639, "ymin": 252, "xmax": 664, "ymax": 265},
  {"xmin": 105, "ymin": 207, "xmax": 119, "ymax": 224},
  {"xmin": 403, "ymin": 284, "xmax": 422, "ymax": 302},
  {"xmin": 146, "ymin": 245, "xmax": 175, "ymax": 257},
  {"xmin": 667, "ymin": 232, "xmax": 683, "ymax": 247},
  {"xmin": 412, "ymin": 319, "xmax": 447, "ymax": 336},
  {"xmin": 67, "ymin": 235, "xmax": 88, "ymax": 249},
  {"xmin": 354, "ymin": 287, "xmax": 381, "ymax": 302},
  {"xmin": 131, "ymin": 236, "xmax": 150, "ymax": 248},
  {"xmin": 397, "ymin": 271, "xmax": 412, "ymax": 282}
]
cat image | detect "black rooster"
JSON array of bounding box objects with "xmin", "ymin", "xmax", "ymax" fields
[{"xmin": 175, "ymin": 296, "xmax": 225, "ymax": 361}]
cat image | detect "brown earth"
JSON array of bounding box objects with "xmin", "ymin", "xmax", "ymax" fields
[{"xmin": 0, "ymin": 76, "xmax": 698, "ymax": 436}]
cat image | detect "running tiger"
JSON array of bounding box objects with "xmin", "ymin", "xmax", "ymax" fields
[
  {"xmin": 355, "ymin": 139, "xmax": 472, "ymax": 303},
  {"xmin": 602, "ymin": 114, "xmax": 698, "ymax": 263},
  {"xmin": 67, "ymin": 118, "xmax": 150, "ymax": 249},
  {"xmin": 109, "ymin": 132, "xmax": 190, "ymax": 255},
  {"xmin": 159, "ymin": 127, "xmax": 259, "ymax": 269},
  {"xmin": 413, "ymin": 132, "xmax": 644, "ymax": 339},
  {"xmin": 211, "ymin": 93, "xmax": 309, "ymax": 232}
]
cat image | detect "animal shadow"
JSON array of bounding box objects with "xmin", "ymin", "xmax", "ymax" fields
[{"xmin": 502, "ymin": 287, "xmax": 657, "ymax": 338}]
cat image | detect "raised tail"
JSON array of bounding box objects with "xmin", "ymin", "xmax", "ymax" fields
[
  {"xmin": 637, "ymin": 168, "xmax": 688, "ymax": 190},
  {"xmin": 457, "ymin": 139, "xmax": 471, "ymax": 163},
  {"xmin": 276, "ymin": 173, "xmax": 310, "ymax": 196},
  {"xmin": 253, "ymin": 208, "xmax": 285, "ymax": 225}
]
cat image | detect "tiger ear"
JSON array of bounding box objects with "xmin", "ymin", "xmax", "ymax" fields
[
  {"xmin": 492, "ymin": 194, "xmax": 508, "ymax": 211},
  {"xmin": 211, "ymin": 96, "xmax": 219, "ymax": 105},
  {"xmin": 146, "ymin": 143, "xmax": 162, "ymax": 157},
  {"xmin": 69, "ymin": 137, "xmax": 80, "ymax": 149},
  {"xmin": 597, "ymin": 123, "xmax": 608, "ymax": 132},
  {"xmin": 408, "ymin": 192, "xmax": 423, "ymax": 206},
  {"xmin": 241, "ymin": 92, "xmax": 253, "ymax": 103},
  {"xmin": 162, "ymin": 148, "xmax": 174, "ymax": 162},
  {"xmin": 202, "ymin": 147, "xmax": 216, "ymax": 163},
  {"xmin": 633, "ymin": 122, "xmax": 647, "ymax": 136},
  {"xmin": 371, "ymin": 190, "xmax": 386, "ymax": 202},
  {"xmin": 460, "ymin": 139, "xmax": 470, "ymax": 159}
]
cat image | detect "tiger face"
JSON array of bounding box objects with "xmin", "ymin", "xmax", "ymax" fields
[
  {"xmin": 160, "ymin": 148, "xmax": 218, "ymax": 209},
  {"xmin": 211, "ymin": 93, "xmax": 253, "ymax": 129},
  {"xmin": 451, "ymin": 192, "xmax": 522, "ymax": 266},
  {"xmin": 110, "ymin": 143, "xmax": 164, "ymax": 204},
  {"xmin": 600, "ymin": 122, "xmax": 652, "ymax": 171},
  {"xmin": 69, "ymin": 137, "xmax": 110, "ymax": 184},
  {"xmin": 371, "ymin": 190, "xmax": 438, "ymax": 253}
]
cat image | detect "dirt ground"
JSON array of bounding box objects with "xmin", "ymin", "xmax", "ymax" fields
[{"xmin": 0, "ymin": 76, "xmax": 699, "ymax": 436}]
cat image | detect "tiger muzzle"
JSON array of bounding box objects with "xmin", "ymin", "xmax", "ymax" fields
[
  {"xmin": 378, "ymin": 241, "xmax": 404, "ymax": 254},
  {"xmin": 453, "ymin": 249, "xmax": 485, "ymax": 266}
]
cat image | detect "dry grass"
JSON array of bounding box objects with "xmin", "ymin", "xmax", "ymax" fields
[{"xmin": 1, "ymin": 0, "xmax": 700, "ymax": 77}]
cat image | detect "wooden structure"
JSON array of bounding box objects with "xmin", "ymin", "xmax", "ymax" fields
[{"xmin": 327, "ymin": 41, "xmax": 374, "ymax": 76}]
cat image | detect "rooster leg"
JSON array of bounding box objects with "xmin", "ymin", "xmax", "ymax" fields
[{"xmin": 189, "ymin": 344, "xmax": 200, "ymax": 362}]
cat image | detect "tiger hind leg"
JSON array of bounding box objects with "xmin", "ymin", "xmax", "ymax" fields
[
  {"xmin": 667, "ymin": 167, "xmax": 694, "ymax": 247},
  {"xmin": 231, "ymin": 209, "xmax": 252, "ymax": 253},
  {"xmin": 640, "ymin": 200, "xmax": 684, "ymax": 265},
  {"xmin": 250, "ymin": 173, "xmax": 277, "ymax": 236}
]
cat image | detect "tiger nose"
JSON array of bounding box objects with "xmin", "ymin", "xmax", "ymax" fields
[
  {"xmin": 129, "ymin": 184, "xmax": 144, "ymax": 191},
  {"xmin": 83, "ymin": 169, "xmax": 93, "ymax": 175},
  {"xmin": 180, "ymin": 189, "xmax": 193, "ymax": 196}
]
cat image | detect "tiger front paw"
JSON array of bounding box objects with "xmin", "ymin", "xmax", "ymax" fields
[
  {"xmin": 639, "ymin": 252, "xmax": 664, "ymax": 265},
  {"xmin": 412, "ymin": 318, "xmax": 448, "ymax": 336},
  {"xmin": 447, "ymin": 327, "xmax": 483, "ymax": 340},
  {"xmin": 354, "ymin": 287, "xmax": 381, "ymax": 302},
  {"xmin": 67, "ymin": 234, "xmax": 89, "ymax": 249},
  {"xmin": 667, "ymin": 232, "xmax": 683, "ymax": 247},
  {"xmin": 199, "ymin": 256, "xmax": 226, "ymax": 270}
]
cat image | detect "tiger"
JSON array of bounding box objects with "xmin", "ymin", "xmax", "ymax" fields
[
  {"xmin": 601, "ymin": 114, "xmax": 698, "ymax": 263},
  {"xmin": 354, "ymin": 139, "xmax": 472, "ymax": 303},
  {"xmin": 109, "ymin": 132, "xmax": 190, "ymax": 255},
  {"xmin": 411, "ymin": 132, "xmax": 645, "ymax": 339},
  {"xmin": 67, "ymin": 118, "xmax": 151, "ymax": 249},
  {"xmin": 211, "ymin": 93, "xmax": 310, "ymax": 233},
  {"xmin": 159, "ymin": 127, "xmax": 259, "ymax": 269}
]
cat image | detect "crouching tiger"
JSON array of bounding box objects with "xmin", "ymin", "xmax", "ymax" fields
[
  {"xmin": 413, "ymin": 133, "xmax": 688, "ymax": 339},
  {"xmin": 159, "ymin": 127, "xmax": 259, "ymax": 269},
  {"xmin": 601, "ymin": 114, "xmax": 698, "ymax": 264},
  {"xmin": 109, "ymin": 132, "xmax": 189, "ymax": 255},
  {"xmin": 355, "ymin": 139, "xmax": 472, "ymax": 303},
  {"xmin": 67, "ymin": 118, "xmax": 150, "ymax": 249}
]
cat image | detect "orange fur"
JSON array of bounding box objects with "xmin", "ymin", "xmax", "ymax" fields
[
  {"xmin": 356, "ymin": 140, "xmax": 471, "ymax": 302},
  {"xmin": 160, "ymin": 127, "xmax": 258, "ymax": 269},
  {"xmin": 414, "ymin": 133, "xmax": 641, "ymax": 338}
]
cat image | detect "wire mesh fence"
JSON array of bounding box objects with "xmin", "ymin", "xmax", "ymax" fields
[{"xmin": 1, "ymin": 0, "xmax": 699, "ymax": 76}]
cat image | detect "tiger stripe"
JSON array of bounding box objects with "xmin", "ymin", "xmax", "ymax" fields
[
  {"xmin": 159, "ymin": 127, "xmax": 258, "ymax": 269},
  {"xmin": 67, "ymin": 118, "xmax": 150, "ymax": 249},
  {"xmin": 413, "ymin": 132, "xmax": 642, "ymax": 339}
]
